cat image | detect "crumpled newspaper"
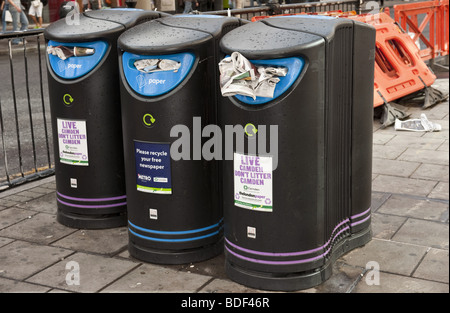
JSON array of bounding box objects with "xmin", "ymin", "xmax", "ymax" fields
[
  {"xmin": 47, "ymin": 45, "xmax": 95, "ymax": 60},
  {"xmin": 134, "ymin": 59, "xmax": 181, "ymax": 73},
  {"xmin": 218, "ymin": 52, "xmax": 287, "ymax": 100}
]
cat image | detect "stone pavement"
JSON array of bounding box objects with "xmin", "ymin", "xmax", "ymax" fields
[{"xmin": 0, "ymin": 77, "xmax": 448, "ymax": 295}]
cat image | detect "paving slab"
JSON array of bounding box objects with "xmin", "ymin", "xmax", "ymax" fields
[
  {"xmin": 101, "ymin": 263, "xmax": 213, "ymax": 293},
  {"xmin": 26, "ymin": 252, "xmax": 139, "ymax": 293},
  {"xmin": 372, "ymin": 175, "xmax": 438, "ymax": 197},
  {"xmin": 398, "ymin": 148, "xmax": 449, "ymax": 166},
  {"xmin": 340, "ymin": 239, "xmax": 428, "ymax": 276},
  {"xmin": 0, "ymin": 212, "xmax": 76, "ymax": 245},
  {"xmin": 377, "ymin": 195, "xmax": 449, "ymax": 221},
  {"xmin": 372, "ymin": 158, "xmax": 420, "ymax": 177},
  {"xmin": 0, "ymin": 240, "xmax": 73, "ymax": 280},
  {"xmin": 413, "ymin": 248, "xmax": 449, "ymax": 284},
  {"xmin": 371, "ymin": 213, "xmax": 407, "ymax": 240},
  {"xmin": 353, "ymin": 272, "xmax": 449, "ymax": 293},
  {"xmin": 392, "ymin": 219, "xmax": 449, "ymax": 249},
  {"xmin": 428, "ymin": 181, "xmax": 449, "ymax": 200},
  {"xmin": 0, "ymin": 277, "xmax": 51, "ymax": 293},
  {"xmin": 0, "ymin": 207, "xmax": 39, "ymax": 230},
  {"xmin": 14, "ymin": 192, "xmax": 57, "ymax": 214},
  {"xmin": 51, "ymin": 227, "xmax": 129, "ymax": 256},
  {"xmin": 411, "ymin": 163, "xmax": 449, "ymax": 182}
]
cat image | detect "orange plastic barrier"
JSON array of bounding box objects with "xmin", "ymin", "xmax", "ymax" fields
[
  {"xmin": 250, "ymin": 11, "xmax": 438, "ymax": 108},
  {"xmin": 346, "ymin": 13, "xmax": 436, "ymax": 107},
  {"xmin": 394, "ymin": 0, "xmax": 449, "ymax": 61}
]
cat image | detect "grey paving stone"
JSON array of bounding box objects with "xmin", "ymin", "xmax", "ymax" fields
[
  {"xmin": 411, "ymin": 163, "xmax": 449, "ymax": 182},
  {"xmin": 353, "ymin": 271, "xmax": 449, "ymax": 293},
  {"xmin": 0, "ymin": 237, "xmax": 14, "ymax": 249},
  {"xmin": 372, "ymin": 133, "xmax": 396, "ymax": 145},
  {"xmin": 428, "ymin": 181, "xmax": 449, "ymax": 200},
  {"xmin": 0, "ymin": 212, "xmax": 76, "ymax": 245},
  {"xmin": 437, "ymin": 140, "xmax": 449, "ymax": 152},
  {"xmin": 0, "ymin": 277, "xmax": 51, "ymax": 293},
  {"xmin": 51, "ymin": 227, "xmax": 129, "ymax": 256},
  {"xmin": 371, "ymin": 192, "xmax": 391, "ymax": 212},
  {"xmin": 15, "ymin": 192, "xmax": 57, "ymax": 214},
  {"xmin": 372, "ymin": 175, "xmax": 437, "ymax": 197},
  {"xmin": 392, "ymin": 219, "xmax": 449, "ymax": 249},
  {"xmin": 372, "ymin": 144, "xmax": 407, "ymax": 160},
  {"xmin": 385, "ymin": 135, "xmax": 445, "ymax": 150},
  {"xmin": 398, "ymin": 148, "xmax": 449, "ymax": 165},
  {"xmin": 371, "ymin": 213, "xmax": 407, "ymax": 240},
  {"xmin": 165, "ymin": 253, "xmax": 227, "ymax": 280},
  {"xmin": 26, "ymin": 252, "xmax": 139, "ymax": 293},
  {"xmin": 200, "ymin": 278, "xmax": 268, "ymax": 293},
  {"xmin": 340, "ymin": 239, "xmax": 428, "ymax": 276},
  {"xmin": 101, "ymin": 263, "xmax": 212, "ymax": 293},
  {"xmin": 413, "ymin": 248, "xmax": 449, "ymax": 284},
  {"xmin": 0, "ymin": 240, "xmax": 73, "ymax": 280},
  {"xmin": 377, "ymin": 195, "xmax": 449, "ymax": 221},
  {"xmin": 0, "ymin": 207, "xmax": 38, "ymax": 230},
  {"xmin": 372, "ymin": 158, "xmax": 420, "ymax": 177}
]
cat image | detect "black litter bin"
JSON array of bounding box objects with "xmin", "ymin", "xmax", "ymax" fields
[
  {"xmin": 45, "ymin": 9, "xmax": 169, "ymax": 229},
  {"xmin": 218, "ymin": 16, "xmax": 375, "ymax": 291},
  {"xmin": 118, "ymin": 15, "xmax": 246, "ymax": 264}
]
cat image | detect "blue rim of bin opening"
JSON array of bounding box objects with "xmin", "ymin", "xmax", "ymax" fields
[
  {"xmin": 231, "ymin": 56, "xmax": 305, "ymax": 105},
  {"xmin": 122, "ymin": 51, "xmax": 196, "ymax": 97},
  {"xmin": 47, "ymin": 40, "xmax": 109, "ymax": 80}
]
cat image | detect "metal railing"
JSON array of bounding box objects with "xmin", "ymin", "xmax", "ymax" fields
[
  {"xmin": 0, "ymin": 29, "xmax": 54, "ymax": 190},
  {"xmin": 201, "ymin": 0, "xmax": 362, "ymax": 20}
]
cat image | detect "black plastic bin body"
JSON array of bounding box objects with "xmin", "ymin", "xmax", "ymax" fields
[
  {"xmin": 219, "ymin": 16, "xmax": 375, "ymax": 291},
  {"xmin": 45, "ymin": 9, "xmax": 168, "ymax": 229},
  {"xmin": 118, "ymin": 15, "xmax": 246, "ymax": 264}
]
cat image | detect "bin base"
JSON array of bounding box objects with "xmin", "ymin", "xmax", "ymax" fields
[
  {"xmin": 128, "ymin": 237, "xmax": 224, "ymax": 265},
  {"xmin": 225, "ymin": 226, "xmax": 372, "ymax": 291},
  {"xmin": 57, "ymin": 210, "xmax": 127, "ymax": 229}
]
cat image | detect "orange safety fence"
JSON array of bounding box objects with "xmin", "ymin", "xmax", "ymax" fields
[
  {"xmin": 249, "ymin": 9, "xmax": 447, "ymax": 110},
  {"xmin": 345, "ymin": 12, "xmax": 436, "ymax": 108},
  {"xmin": 394, "ymin": 0, "xmax": 449, "ymax": 61}
]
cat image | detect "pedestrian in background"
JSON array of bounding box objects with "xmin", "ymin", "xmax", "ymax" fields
[
  {"xmin": 183, "ymin": 0, "xmax": 198, "ymax": 13},
  {"xmin": 28, "ymin": 0, "xmax": 45, "ymax": 28},
  {"xmin": 6, "ymin": 0, "xmax": 29, "ymax": 44},
  {"xmin": 90, "ymin": 0, "xmax": 102, "ymax": 10}
]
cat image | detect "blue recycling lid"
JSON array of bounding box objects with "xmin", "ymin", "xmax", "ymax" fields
[
  {"xmin": 122, "ymin": 51, "xmax": 196, "ymax": 97},
  {"xmin": 231, "ymin": 56, "xmax": 305, "ymax": 105},
  {"xmin": 47, "ymin": 40, "xmax": 109, "ymax": 80}
]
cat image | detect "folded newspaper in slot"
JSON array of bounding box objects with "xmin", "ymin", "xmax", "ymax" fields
[
  {"xmin": 47, "ymin": 46, "xmax": 95, "ymax": 60},
  {"xmin": 219, "ymin": 52, "xmax": 287, "ymax": 100},
  {"xmin": 134, "ymin": 59, "xmax": 181, "ymax": 73}
]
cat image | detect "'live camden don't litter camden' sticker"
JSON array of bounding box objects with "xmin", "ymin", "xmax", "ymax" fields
[
  {"xmin": 57, "ymin": 118, "xmax": 89, "ymax": 166},
  {"xmin": 234, "ymin": 153, "xmax": 273, "ymax": 212}
]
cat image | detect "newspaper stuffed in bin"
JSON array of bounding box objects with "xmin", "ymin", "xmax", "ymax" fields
[{"xmin": 219, "ymin": 52, "xmax": 287, "ymax": 100}]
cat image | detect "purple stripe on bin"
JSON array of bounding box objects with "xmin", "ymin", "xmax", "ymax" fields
[
  {"xmin": 351, "ymin": 207, "xmax": 371, "ymax": 220},
  {"xmin": 226, "ymin": 218, "xmax": 350, "ymax": 257},
  {"xmin": 57, "ymin": 197, "xmax": 127, "ymax": 209},
  {"xmin": 57, "ymin": 191, "xmax": 127, "ymax": 202},
  {"xmin": 351, "ymin": 214, "xmax": 371, "ymax": 227},
  {"xmin": 226, "ymin": 226, "xmax": 350, "ymax": 265}
]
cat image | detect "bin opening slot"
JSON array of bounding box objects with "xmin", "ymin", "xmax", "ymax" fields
[
  {"xmin": 134, "ymin": 59, "xmax": 181, "ymax": 73},
  {"xmin": 47, "ymin": 45, "xmax": 95, "ymax": 61},
  {"xmin": 219, "ymin": 52, "xmax": 288, "ymax": 100}
]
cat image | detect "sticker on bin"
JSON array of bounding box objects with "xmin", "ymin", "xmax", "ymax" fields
[
  {"xmin": 123, "ymin": 52, "xmax": 195, "ymax": 97},
  {"xmin": 134, "ymin": 141, "xmax": 172, "ymax": 195},
  {"xmin": 219, "ymin": 52, "xmax": 305, "ymax": 105},
  {"xmin": 47, "ymin": 40, "xmax": 109, "ymax": 80}
]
